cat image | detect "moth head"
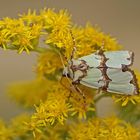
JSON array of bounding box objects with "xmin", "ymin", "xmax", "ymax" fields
[
  {"xmin": 62, "ymin": 66, "xmax": 71, "ymax": 78},
  {"xmin": 62, "ymin": 59, "xmax": 81, "ymax": 78},
  {"xmin": 62, "ymin": 62, "xmax": 74, "ymax": 78}
]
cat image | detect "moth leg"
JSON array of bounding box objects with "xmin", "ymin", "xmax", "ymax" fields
[
  {"xmin": 96, "ymin": 87, "xmax": 102, "ymax": 94},
  {"xmin": 67, "ymin": 90, "xmax": 73, "ymax": 101},
  {"xmin": 73, "ymin": 84, "xmax": 86, "ymax": 105},
  {"xmin": 60, "ymin": 76, "xmax": 69, "ymax": 90},
  {"xmin": 60, "ymin": 76, "xmax": 77, "ymax": 101}
]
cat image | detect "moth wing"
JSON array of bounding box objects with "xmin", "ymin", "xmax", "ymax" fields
[
  {"xmin": 80, "ymin": 68, "xmax": 104, "ymax": 89},
  {"xmin": 107, "ymin": 69, "xmax": 138, "ymax": 95},
  {"xmin": 104, "ymin": 51, "xmax": 133, "ymax": 68},
  {"xmin": 79, "ymin": 53, "xmax": 101, "ymax": 67},
  {"xmin": 79, "ymin": 51, "xmax": 133, "ymax": 68}
]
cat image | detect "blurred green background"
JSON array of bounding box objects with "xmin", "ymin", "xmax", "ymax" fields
[{"xmin": 0, "ymin": 0, "xmax": 140, "ymax": 120}]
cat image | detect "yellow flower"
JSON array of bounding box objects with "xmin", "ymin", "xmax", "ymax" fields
[
  {"xmin": 29, "ymin": 23, "xmax": 43, "ymax": 38},
  {"xmin": 40, "ymin": 8, "xmax": 57, "ymax": 30},
  {"xmin": 70, "ymin": 85, "xmax": 95, "ymax": 119},
  {"xmin": 0, "ymin": 29, "xmax": 12, "ymax": 50},
  {"xmin": 46, "ymin": 22, "xmax": 122, "ymax": 59},
  {"xmin": 72, "ymin": 23, "xmax": 122, "ymax": 57},
  {"xmin": 112, "ymin": 95, "xmax": 140, "ymax": 106},
  {"xmin": 0, "ymin": 17, "xmax": 42, "ymax": 53},
  {"xmin": 33, "ymin": 99, "xmax": 71, "ymax": 125},
  {"xmin": 103, "ymin": 116, "xmax": 123, "ymax": 128},
  {"xmin": 46, "ymin": 28, "xmax": 74, "ymax": 59},
  {"xmin": 24, "ymin": 119, "xmax": 43, "ymax": 138},
  {"xmin": 36, "ymin": 50, "xmax": 63, "ymax": 77},
  {"xmin": 44, "ymin": 124, "xmax": 64, "ymax": 140},
  {"xmin": 41, "ymin": 9, "xmax": 71, "ymax": 30},
  {"xmin": 125, "ymin": 123, "xmax": 140, "ymax": 139},
  {"xmin": 32, "ymin": 100, "xmax": 70, "ymax": 126},
  {"xmin": 0, "ymin": 120, "xmax": 15, "ymax": 140},
  {"xmin": 0, "ymin": 17, "xmax": 23, "ymax": 29},
  {"xmin": 12, "ymin": 30, "xmax": 37, "ymax": 54},
  {"xmin": 19, "ymin": 9, "xmax": 43, "ymax": 25},
  {"xmin": 9, "ymin": 114, "xmax": 30, "ymax": 137},
  {"xmin": 69, "ymin": 117, "xmax": 140, "ymax": 140},
  {"xmin": 31, "ymin": 82, "xmax": 72, "ymax": 125},
  {"xmin": 41, "ymin": 9, "xmax": 73, "ymax": 58},
  {"xmin": 25, "ymin": 119, "xmax": 66, "ymax": 140}
]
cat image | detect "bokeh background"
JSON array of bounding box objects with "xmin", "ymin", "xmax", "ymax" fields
[{"xmin": 0, "ymin": 0, "xmax": 140, "ymax": 121}]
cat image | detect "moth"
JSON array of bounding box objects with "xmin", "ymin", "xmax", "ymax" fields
[{"xmin": 62, "ymin": 36, "xmax": 139, "ymax": 97}]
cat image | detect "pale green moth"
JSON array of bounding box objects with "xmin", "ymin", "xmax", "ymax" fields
[
  {"xmin": 63, "ymin": 50, "xmax": 139, "ymax": 95},
  {"xmin": 62, "ymin": 32, "xmax": 139, "ymax": 97}
]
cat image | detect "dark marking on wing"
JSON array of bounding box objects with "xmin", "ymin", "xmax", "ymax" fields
[
  {"xmin": 95, "ymin": 50, "xmax": 139, "ymax": 95},
  {"xmin": 122, "ymin": 67, "xmax": 139, "ymax": 95},
  {"xmin": 96, "ymin": 50, "xmax": 111, "ymax": 91}
]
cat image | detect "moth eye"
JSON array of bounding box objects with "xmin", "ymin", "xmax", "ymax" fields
[
  {"xmin": 79, "ymin": 64, "xmax": 85, "ymax": 68},
  {"xmin": 67, "ymin": 73, "xmax": 71, "ymax": 78},
  {"xmin": 72, "ymin": 65, "xmax": 77, "ymax": 69},
  {"xmin": 62, "ymin": 73, "xmax": 70, "ymax": 78},
  {"xmin": 62, "ymin": 73, "xmax": 66, "ymax": 77},
  {"xmin": 79, "ymin": 65, "xmax": 84, "ymax": 68}
]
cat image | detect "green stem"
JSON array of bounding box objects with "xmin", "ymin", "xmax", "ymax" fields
[
  {"xmin": 6, "ymin": 45, "xmax": 17, "ymax": 50},
  {"xmin": 33, "ymin": 47, "xmax": 48, "ymax": 53}
]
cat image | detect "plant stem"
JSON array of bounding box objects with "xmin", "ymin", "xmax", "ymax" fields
[{"xmin": 33, "ymin": 47, "xmax": 48, "ymax": 53}]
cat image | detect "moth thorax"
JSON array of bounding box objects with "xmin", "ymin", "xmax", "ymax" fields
[{"xmin": 71, "ymin": 59, "xmax": 88, "ymax": 70}]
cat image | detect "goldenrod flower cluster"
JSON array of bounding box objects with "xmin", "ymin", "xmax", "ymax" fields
[
  {"xmin": 69, "ymin": 117, "xmax": 140, "ymax": 140},
  {"xmin": 1, "ymin": 8, "xmax": 140, "ymax": 139},
  {"xmin": 0, "ymin": 115, "xmax": 139, "ymax": 140}
]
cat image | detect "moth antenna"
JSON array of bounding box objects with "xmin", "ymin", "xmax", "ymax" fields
[
  {"xmin": 101, "ymin": 40, "xmax": 107, "ymax": 52},
  {"xmin": 57, "ymin": 50, "xmax": 74, "ymax": 89},
  {"xmin": 70, "ymin": 29, "xmax": 76, "ymax": 46},
  {"xmin": 70, "ymin": 29, "xmax": 77, "ymax": 60},
  {"xmin": 54, "ymin": 44, "xmax": 68, "ymax": 66},
  {"xmin": 58, "ymin": 51, "xmax": 66, "ymax": 69},
  {"xmin": 101, "ymin": 40, "xmax": 105, "ymax": 50},
  {"xmin": 53, "ymin": 48, "xmax": 68, "ymax": 78},
  {"xmin": 58, "ymin": 52, "xmax": 74, "ymax": 88},
  {"xmin": 58, "ymin": 51, "xmax": 73, "ymax": 84},
  {"xmin": 56, "ymin": 32, "xmax": 86, "ymax": 104},
  {"xmin": 96, "ymin": 40, "xmax": 106, "ymax": 55}
]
